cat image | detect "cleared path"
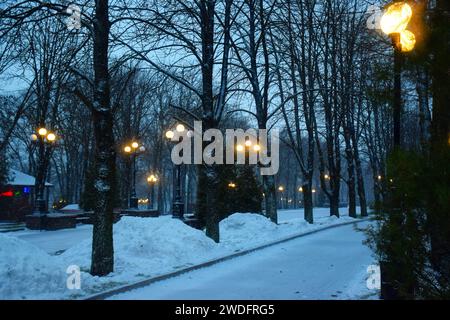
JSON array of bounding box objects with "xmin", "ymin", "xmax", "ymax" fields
[{"xmin": 109, "ymin": 221, "xmax": 377, "ymax": 300}]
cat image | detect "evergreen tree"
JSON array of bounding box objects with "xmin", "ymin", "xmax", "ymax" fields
[
  {"xmin": 80, "ymin": 163, "xmax": 97, "ymax": 212},
  {"xmin": 234, "ymin": 165, "xmax": 263, "ymax": 214},
  {"xmin": 213, "ymin": 163, "xmax": 263, "ymax": 222},
  {"xmin": 366, "ymin": 0, "xmax": 450, "ymax": 299}
]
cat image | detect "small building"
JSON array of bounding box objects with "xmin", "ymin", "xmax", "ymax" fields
[{"xmin": 0, "ymin": 169, "xmax": 53, "ymax": 222}]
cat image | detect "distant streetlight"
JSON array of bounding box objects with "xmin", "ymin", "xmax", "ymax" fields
[
  {"xmin": 131, "ymin": 141, "xmax": 139, "ymax": 149},
  {"xmin": 165, "ymin": 130, "xmax": 175, "ymax": 140},
  {"xmin": 312, "ymin": 188, "xmax": 317, "ymax": 207},
  {"xmin": 47, "ymin": 133, "xmax": 56, "ymax": 142},
  {"xmin": 380, "ymin": 1, "xmax": 416, "ymax": 148},
  {"xmin": 38, "ymin": 128, "xmax": 48, "ymax": 136},
  {"xmin": 176, "ymin": 124, "xmax": 185, "ymax": 133},
  {"xmin": 278, "ymin": 185, "xmax": 285, "ymax": 209},
  {"xmin": 30, "ymin": 126, "xmax": 58, "ymax": 217},
  {"xmin": 147, "ymin": 174, "xmax": 158, "ymax": 211},
  {"xmin": 123, "ymin": 140, "xmax": 145, "ymax": 209},
  {"xmin": 228, "ymin": 182, "xmax": 237, "ymax": 189},
  {"xmin": 165, "ymin": 124, "xmax": 186, "ymax": 219}
]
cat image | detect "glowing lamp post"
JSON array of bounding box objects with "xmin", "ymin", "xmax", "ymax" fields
[
  {"xmin": 146, "ymin": 174, "xmax": 158, "ymax": 211},
  {"xmin": 380, "ymin": 1, "xmax": 416, "ymax": 148},
  {"xmin": 30, "ymin": 127, "xmax": 57, "ymax": 216},
  {"xmin": 278, "ymin": 185, "xmax": 285, "ymax": 209},
  {"xmin": 165, "ymin": 125, "xmax": 185, "ymax": 219},
  {"xmin": 124, "ymin": 141, "xmax": 145, "ymax": 209}
]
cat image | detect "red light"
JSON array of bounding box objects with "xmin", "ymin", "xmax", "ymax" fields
[{"xmin": 0, "ymin": 191, "xmax": 13, "ymax": 197}]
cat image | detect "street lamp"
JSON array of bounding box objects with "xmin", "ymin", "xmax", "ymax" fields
[
  {"xmin": 278, "ymin": 185, "xmax": 285, "ymax": 209},
  {"xmin": 176, "ymin": 124, "xmax": 185, "ymax": 133},
  {"xmin": 123, "ymin": 140, "xmax": 145, "ymax": 209},
  {"xmin": 236, "ymin": 144, "xmax": 244, "ymax": 152},
  {"xmin": 380, "ymin": 1, "xmax": 416, "ymax": 148},
  {"xmin": 146, "ymin": 174, "xmax": 158, "ymax": 211},
  {"xmin": 38, "ymin": 127, "xmax": 48, "ymax": 136},
  {"xmin": 312, "ymin": 188, "xmax": 317, "ymax": 207},
  {"xmin": 165, "ymin": 125, "xmax": 185, "ymax": 219},
  {"xmin": 30, "ymin": 127, "xmax": 57, "ymax": 217}
]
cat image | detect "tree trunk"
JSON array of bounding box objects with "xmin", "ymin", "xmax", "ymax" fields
[
  {"xmin": 330, "ymin": 182, "xmax": 340, "ymax": 218},
  {"xmin": 346, "ymin": 169, "xmax": 356, "ymax": 218},
  {"xmin": 90, "ymin": 0, "xmax": 115, "ymax": 277},
  {"xmin": 428, "ymin": 0, "xmax": 450, "ymax": 282},
  {"xmin": 353, "ymin": 137, "xmax": 368, "ymax": 217},
  {"xmin": 201, "ymin": 164, "xmax": 220, "ymax": 243},
  {"xmin": 263, "ymin": 175, "xmax": 277, "ymax": 224},
  {"xmin": 303, "ymin": 180, "xmax": 313, "ymax": 224},
  {"xmin": 344, "ymin": 128, "xmax": 356, "ymax": 218},
  {"xmin": 34, "ymin": 136, "xmax": 51, "ymax": 212}
]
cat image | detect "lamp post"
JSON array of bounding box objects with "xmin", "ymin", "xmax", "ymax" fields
[
  {"xmin": 165, "ymin": 124, "xmax": 186, "ymax": 219},
  {"xmin": 278, "ymin": 185, "xmax": 285, "ymax": 209},
  {"xmin": 380, "ymin": 1, "xmax": 416, "ymax": 148},
  {"xmin": 124, "ymin": 141, "xmax": 145, "ymax": 209},
  {"xmin": 147, "ymin": 174, "xmax": 158, "ymax": 211},
  {"xmin": 30, "ymin": 127, "xmax": 57, "ymax": 216},
  {"xmin": 312, "ymin": 188, "xmax": 317, "ymax": 208}
]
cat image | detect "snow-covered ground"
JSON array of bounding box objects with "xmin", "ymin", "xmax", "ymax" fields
[
  {"xmin": 0, "ymin": 207, "xmax": 374, "ymax": 300},
  {"xmin": 10, "ymin": 207, "xmax": 358, "ymax": 254},
  {"xmin": 14, "ymin": 225, "xmax": 93, "ymax": 255},
  {"xmin": 109, "ymin": 221, "xmax": 378, "ymax": 300}
]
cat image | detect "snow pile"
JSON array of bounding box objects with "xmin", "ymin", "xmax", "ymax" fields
[
  {"xmin": 61, "ymin": 204, "xmax": 80, "ymax": 211},
  {"xmin": 59, "ymin": 216, "xmax": 219, "ymax": 292},
  {"xmin": 219, "ymin": 212, "xmax": 357, "ymax": 251},
  {"xmin": 0, "ymin": 234, "xmax": 67, "ymax": 299},
  {"xmin": 220, "ymin": 213, "xmax": 279, "ymax": 249},
  {"xmin": 0, "ymin": 211, "xmax": 361, "ymax": 299}
]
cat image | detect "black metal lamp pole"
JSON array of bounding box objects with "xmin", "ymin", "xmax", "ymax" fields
[
  {"xmin": 129, "ymin": 150, "xmax": 139, "ymax": 209},
  {"xmin": 165, "ymin": 126, "xmax": 185, "ymax": 220},
  {"xmin": 147, "ymin": 183, "xmax": 154, "ymax": 210},
  {"xmin": 146, "ymin": 174, "xmax": 158, "ymax": 211},
  {"xmin": 391, "ymin": 33, "xmax": 402, "ymax": 148},
  {"xmin": 34, "ymin": 134, "xmax": 47, "ymax": 215},
  {"xmin": 124, "ymin": 141, "xmax": 145, "ymax": 209},
  {"xmin": 172, "ymin": 163, "xmax": 184, "ymax": 219},
  {"xmin": 31, "ymin": 127, "xmax": 57, "ymax": 231}
]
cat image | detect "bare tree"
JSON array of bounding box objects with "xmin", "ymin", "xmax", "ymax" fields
[{"xmin": 229, "ymin": 0, "xmax": 279, "ymax": 223}]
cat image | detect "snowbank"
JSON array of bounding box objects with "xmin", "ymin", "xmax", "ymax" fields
[
  {"xmin": 61, "ymin": 204, "xmax": 80, "ymax": 211},
  {"xmin": 59, "ymin": 216, "xmax": 220, "ymax": 294},
  {"xmin": 220, "ymin": 213, "xmax": 283, "ymax": 249},
  {"xmin": 0, "ymin": 234, "xmax": 67, "ymax": 299},
  {"xmin": 219, "ymin": 212, "xmax": 354, "ymax": 251},
  {"xmin": 1, "ymin": 211, "xmax": 361, "ymax": 299}
]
